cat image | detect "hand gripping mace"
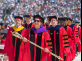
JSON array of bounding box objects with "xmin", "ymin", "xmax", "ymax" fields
[{"xmin": 11, "ymin": 31, "xmax": 64, "ymax": 60}]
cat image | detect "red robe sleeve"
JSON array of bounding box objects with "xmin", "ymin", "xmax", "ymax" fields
[
  {"xmin": 4, "ymin": 28, "xmax": 12, "ymax": 54},
  {"xmin": 79, "ymin": 27, "xmax": 81, "ymax": 40},
  {"xmin": 67, "ymin": 26, "xmax": 73, "ymax": 47},
  {"xmin": 23, "ymin": 29, "xmax": 31, "ymax": 61},
  {"xmin": 78, "ymin": 27, "xmax": 81, "ymax": 52},
  {"xmin": 21, "ymin": 30, "xmax": 28, "ymax": 38},
  {"xmin": 44, "ymin": 32, "xmax": 52, "ymax": 51},
  {"xmin": 42, "ymin": 32, "xmax": 52, "ymax": 56},
  {"xmin": 61, "ymin": 27, "xmax": 70, "ymax": 53},
  {"xmin": 4, "ymin": 28, "xmax": 14, "ymax": 61},
  {"xmin": 19, "ymin": 29, "xmax": 28, "ymax": 61}
]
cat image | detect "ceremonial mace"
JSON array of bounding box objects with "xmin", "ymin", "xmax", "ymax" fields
[{"xmin": 11, "ymin": 31, "xmax": 64, "ymax": 60}]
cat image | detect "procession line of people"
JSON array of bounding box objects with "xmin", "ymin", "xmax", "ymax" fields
[{"xmin": 0, "ymin": 14, "xmax": 81, "ymax": 61}]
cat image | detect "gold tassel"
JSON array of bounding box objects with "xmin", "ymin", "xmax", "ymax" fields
[
  {"xmin": 72, "ymin": 21, "xmax": 73, "ymax": 24},
  {"xmin": 44, "ymin": 20, "xmax": 45, "ymax": 24},
  {"xmin": 68, "ymin": 20, "xmax": 69, "ymax": 25},
  {"xmin": 28, "ymin": 14, "xmax": 32, "ymax": 19},
  {"xmin": 66, "ymin": 20, "xmax": 67, "ymax": 26}
]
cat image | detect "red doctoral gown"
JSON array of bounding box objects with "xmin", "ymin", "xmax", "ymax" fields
[
  {"xmin": 73, "ymin": 25, "xmax": 81, "ymax": 53},
  {"xmin": 70, "ymin": 25, "xmax": 81, "ymax": 59},
  {"xmin": 4, "ymin": 26, "xmax": 28, "ymax": 61},
  {"xmin": 47, "ymin": 25, "xmax": 70, "ymax": 61},
  {"xmin": 23, "ymin": 26, "xmax": 52, "ymax": 61},
  {"xmin": 64, "ymin": 26, "xmax": 74, "ymax": 61}
]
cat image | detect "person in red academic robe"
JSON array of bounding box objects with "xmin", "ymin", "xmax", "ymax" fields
[
  {"xmin": 69, "ymin": 20, "xmax": 81, "ymax": 59},
  {"xmin": 32, "ymin": 16, "xmax": 52, "ymax": 29},
  {"xmin": 22, "ymin": 15, "xmax": 34, "ymax": 29},
  {"xmin": 78, "ymin": 24, "xmax": 81, "ymax": 53},
  {"xmin": 59, "ymin": 18, "xmax": 73, "ymax": 61},
  {"xmin": 79, "ymin": 24, "xmax": 81, "ymax": 40},
  {"xmin": 23, "ymin": 15, "xmax": 52, "ymax": 61},
  {"xmin": 69, "ymin": 24, "xmax": 76, "ymax": 60},
  {"xmin": 75, "ymin": 21, "xmax": 81, "ymax": 54},
  {"xmin": 47, "ymin": 16, "xmax": 70, "ymax": 61},
  {"xmin": 4, "ymin": 16, "xmax": 28, "ymax": 61}
]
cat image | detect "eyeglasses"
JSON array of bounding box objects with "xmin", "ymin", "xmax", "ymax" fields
[{"xmin": 34, "ymin": 20, "xmax": 41, "ymax": 22}]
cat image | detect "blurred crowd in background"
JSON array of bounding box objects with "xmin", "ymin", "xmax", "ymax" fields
[{"xmin": 0, "ymin": 0, "xmax": 81, "ymax": 39}]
